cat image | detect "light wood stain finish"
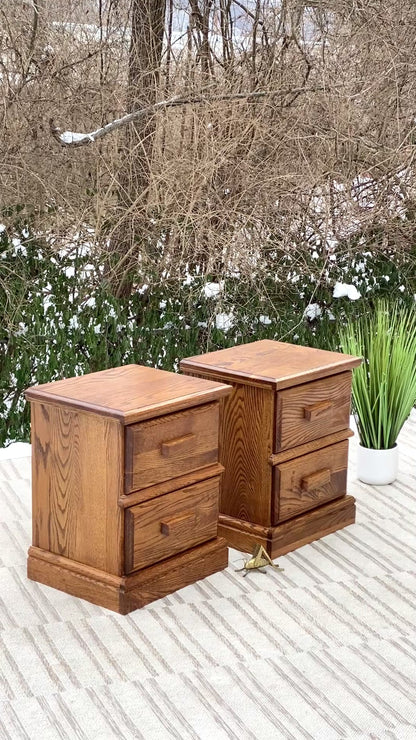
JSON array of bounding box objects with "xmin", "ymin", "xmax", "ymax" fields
[
  {"xmin": 122, "ymin": 537, "xmax": 228, "ymax": 611},
  {"xmin": 218, "ymin": 496, "xmax": 356, "ymax": 558},
  {"xmin": 184, "ymin": 374, "xmax": 274, "ymax": 526},
  {"xmin": 118, "ymin": 462, "xmax": 224, "ymax": 508},
  {"xmin": 124, "ymin": 478, "xmax": 219, "ymax": 572},
  {"xmin": 218, "ymin": 383, "xmax": 274, "ymax": 526},
  {"xmin": 31, "ymin": 401, "xmax": 124, "ymax": 575},
  {"xmin": 275, "ymin": 372, "xmax": 352, "ymax": 451},
  {"xmin": 26, "ymin": 364, "xmax": 230, "ymax": 424},
  {"xmin": 28, "ymin": 538, "xmax": 228, "ymax": 614},
  {"xmin": 269, "ymin": 428, "xmax": 354, "ymax": 465},
  {"xmin": 181, "ymin": 340, "xmax": 360, "ymax": 556},
  {"xmin": 180, "ymin": 339, "xmax": 361, "ymax": 390},
  {"xmin": 125, "ymin": 402, "xmax": 219, "ymax": 492},
  {"xmin": 27, "ymin": 364, "xmax": 231, "ymax": 612},
  {"xmin": 273, "ymin": 440, "xmax": 349, "ymax": 522}
]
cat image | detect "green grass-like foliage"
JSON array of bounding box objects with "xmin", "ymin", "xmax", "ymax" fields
[{"xmin": 340, "ymin": 301, "xmax": 416, "ymax": 449}]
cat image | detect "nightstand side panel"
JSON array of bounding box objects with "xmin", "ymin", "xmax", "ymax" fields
[
  {"xmin": 31, "ymin": 401, "xmax": 124, "ymax": 576},
  {"xmin": 223, "ymin": 384, "xmax": 274, "ymax": 526},
  {"xmin": 184, "ymin": 375, "xmax": 274, "ymax": 526}
]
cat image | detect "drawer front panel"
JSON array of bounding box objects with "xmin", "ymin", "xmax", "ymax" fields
[
  {"xmin": 125, "ymin": 478, "xmax": 220, "ymax": 572},
  {"xmin": 275, "ymin": 372, "xmax": 351, "ymax": 452},
  {"xmin": 125, "ymin": 403, "xmax": 219, "ymax": 493},
  {"xmin": 273, "ymin": 440, "xmax": 349, "ymax": 523}
]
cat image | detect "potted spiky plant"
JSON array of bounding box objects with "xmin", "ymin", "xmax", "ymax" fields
[{"xmin": 340, "ymin": 301, "xmax": 416, "ymax": 484}]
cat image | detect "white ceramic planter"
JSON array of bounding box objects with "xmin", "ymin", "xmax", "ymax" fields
[{"xmin": 357, "ymin": 444, "xmax": 398, "ymax": 485}]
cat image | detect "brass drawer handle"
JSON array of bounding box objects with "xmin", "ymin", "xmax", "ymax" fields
[
  {"xmin": 303, "ymin": 400, "xmax": 333, "ymax": 421},
  {"xmin": 161, "ymin": 433, "xmax": 196, "ymax": 457},
  {"xmin": 160, "ymin": 512, "xmax": 197, "ymax": 536},
  {"xmin": 301, "ymin": 468, "xmax": 331, "ymax": 491}
]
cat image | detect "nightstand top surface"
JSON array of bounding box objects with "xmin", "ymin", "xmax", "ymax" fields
[
  {"xmin": 25, "ymin": 364, "xmax": 231, "ymax": 423},
  {"xmin": 180, "ymin": 339, "xmax": 361, "ymax": 390}
]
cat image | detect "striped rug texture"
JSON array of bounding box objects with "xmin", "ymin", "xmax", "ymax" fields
[{"xmin": 0, "ymin": 414, "xmax": 415, "ymax": 739}]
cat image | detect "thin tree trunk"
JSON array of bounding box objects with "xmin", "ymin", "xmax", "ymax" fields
[{"xmin": 110, "ymin": 0, "xmax": 166, "ymax": 297}]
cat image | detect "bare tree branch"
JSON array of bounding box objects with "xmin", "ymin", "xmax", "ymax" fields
[{"xmin": 49, "ymin": 85, "xmax": 332, "ymax": 147}]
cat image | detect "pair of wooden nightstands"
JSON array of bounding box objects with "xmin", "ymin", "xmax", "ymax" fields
[{"xmin": 26, "ymin": 341, "xmax": 360, "ymax": 613}]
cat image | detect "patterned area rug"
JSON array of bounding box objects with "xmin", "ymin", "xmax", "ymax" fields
[{"xmin": 1, "ymin": 414, "xmax": 415, "ymax": 739}]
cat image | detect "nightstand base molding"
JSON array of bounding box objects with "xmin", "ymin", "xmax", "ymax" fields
[
  {"xmin": 28, "ymin": 537, "xmax": 228, "ymax": 614},
  {"xmin": 218, "ymin": 495, "xmax": 356, "ymax": 558}
]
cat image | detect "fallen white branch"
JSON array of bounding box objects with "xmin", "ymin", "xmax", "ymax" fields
[{"xmin": 50, "ymin": 86, "xmax": 329, "ymax": 147}]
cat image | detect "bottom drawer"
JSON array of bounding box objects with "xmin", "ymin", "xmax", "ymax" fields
[
  {"xmin": 125, "ymin": 477, "xmax": 220, "ymax": 573},
  {"xmin": 273, "ymin": 440, "xmax": 348, "ymax": 523}
]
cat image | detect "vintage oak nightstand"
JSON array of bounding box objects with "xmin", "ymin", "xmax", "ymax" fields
[
  {"xmin": 26, "ymin": 365, "xmax": 231, "ymax": 613},
  {"xmin": 180, "ymin": 340, "xmax": 361, "ymax": 558}
]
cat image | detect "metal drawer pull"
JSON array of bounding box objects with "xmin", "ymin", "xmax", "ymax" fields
[
  {"xmin": 160, "ymin": 512, "xmax": 197, "ymax": 536},
  {"xmin": 161, "ymin": 433, "xmax": 196, "ymax": 457},
  {"xmin": 303, "ymin": 400, "xmax": 333, "ymax": 421},
  {"xmin": 301, "ymin": 468, "xmax": 331, "ymax": 491}
]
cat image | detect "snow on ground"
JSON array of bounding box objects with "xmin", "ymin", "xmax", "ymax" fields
[{"xmin": 0, "ymin": 442, "xmax": 31, "ymax": 460}]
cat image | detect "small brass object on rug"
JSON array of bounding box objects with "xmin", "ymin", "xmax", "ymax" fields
[{"xmin": 236, "ymin": 544, "xmax": 284, "ymax": 577}]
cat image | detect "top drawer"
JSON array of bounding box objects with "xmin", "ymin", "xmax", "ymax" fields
[
  {"xmin": 275, "ymin": 372, "xmax": 352, "ymax": 452},
  {"xmin": 125, "ymin": 402, "xmax": 219, "ymax": 493}
]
